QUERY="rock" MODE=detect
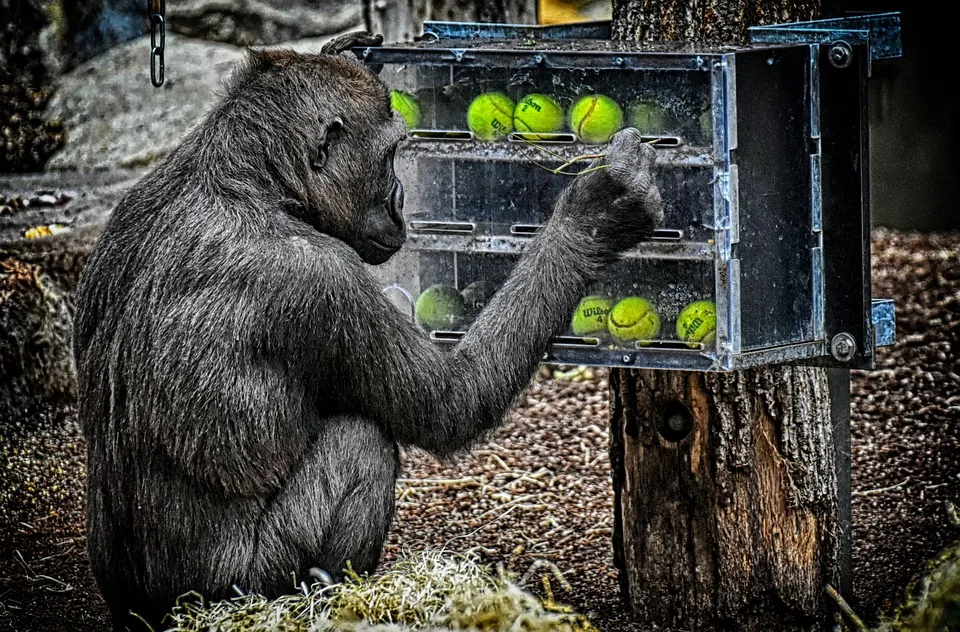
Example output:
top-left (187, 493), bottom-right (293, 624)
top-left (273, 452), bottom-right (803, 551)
top-left (43, 29), bottom-right (364, 172)
top-left (167, 0), bottom-right (363, 46)
top-left (65, 0), bottom-right (148, 71)
top-left (44, 34), bottom-right (244, 171)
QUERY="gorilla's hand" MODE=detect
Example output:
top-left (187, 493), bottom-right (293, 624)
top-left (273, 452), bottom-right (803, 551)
top-left (561, 127), bottom-right (664, 256)
top-left (605, 127), bottom-right (663, 223)
top-left (321, 31), bottom-right (384, 56)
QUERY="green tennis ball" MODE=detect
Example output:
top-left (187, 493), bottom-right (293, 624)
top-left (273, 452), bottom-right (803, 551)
top-left (676, 300), bottom-right (717, 348)
top-left (415, 284), bottom-right (467, 331)
top-left (569, 94), bottom-right (623, 144)
top-left (390, 90), bottom-right (421, 129)
top-left (513, 93), bottom-right (564, 138)
top-left (467, 92), bottom-right (515, 141)
top-left (608, 296), bottom-right (660, 345)
top-left (461, 280), bottom-right (498, 318)
top-left (571, 296), bottom-right (614, 336)
top-left (627, 100), bottom-right (677, 135)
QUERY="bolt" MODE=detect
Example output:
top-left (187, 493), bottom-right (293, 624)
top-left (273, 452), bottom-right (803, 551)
top-left (828, 41), bottom-right (852, 69)
top-left (621, 354), bottom-right (631, 363)
top-left (830, 332), bottom-right (857, 362)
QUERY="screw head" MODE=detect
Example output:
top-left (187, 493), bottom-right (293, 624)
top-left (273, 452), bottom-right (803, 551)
top-left (829, 41), bottom-right (853, 69)
top-left (830, 332), bottom-right (857, 362)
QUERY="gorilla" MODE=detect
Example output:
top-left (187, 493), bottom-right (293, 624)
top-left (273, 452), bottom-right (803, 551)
top-left (73, 32), bottom-right (663, 630)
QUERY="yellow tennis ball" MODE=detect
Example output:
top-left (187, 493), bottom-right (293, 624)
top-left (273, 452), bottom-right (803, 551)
top-left (415, 284), bottom-right (467, 331)
top-left (627, 100), bottom-right (677, 135)
top-left (513, 93), bottom-right (564, 138)
top-left (569, 94), bottom-right (623, 144)
top-left (467, 92), bottom-right (515, 141)
top-left (390, 90), bottom-right (421, 129)
top-left (571, 296), bottom-right (614, 336)
top-left (608, 296), bottom-right (660, 345)
top-left (676, 300), bottom-right (717, 348)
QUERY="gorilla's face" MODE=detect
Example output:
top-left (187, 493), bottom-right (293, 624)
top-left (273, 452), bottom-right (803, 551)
top-left (352, 139), bottom-right (406, 265)
top-left (303, 71), bottom-right (409, 266)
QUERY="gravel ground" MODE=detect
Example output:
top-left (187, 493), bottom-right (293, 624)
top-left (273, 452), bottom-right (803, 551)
top-left (0, 227), bottom-right (958, 631)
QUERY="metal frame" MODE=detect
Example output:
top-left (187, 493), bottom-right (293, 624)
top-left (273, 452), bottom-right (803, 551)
top-left (361, 13), bottom-right (900, 372)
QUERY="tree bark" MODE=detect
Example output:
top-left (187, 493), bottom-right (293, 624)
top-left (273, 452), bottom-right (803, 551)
top-left (609, 1), bottom-right (845, 630)
top-left (364, 0), bottom-right (536, 44)
top-left (610, 368), bottom-right (841, 630)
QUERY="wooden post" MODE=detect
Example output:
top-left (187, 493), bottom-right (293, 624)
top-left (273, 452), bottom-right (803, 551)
top-left (610, 367), bottom-right (845, 630)
top-left (609, 2), bottom-right (848, 630)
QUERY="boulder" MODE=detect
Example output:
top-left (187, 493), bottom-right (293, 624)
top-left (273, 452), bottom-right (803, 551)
top-left (43, 30), bottom-right (363, 172)
top-left (167, 0), bottom-right (363, 46)
top-left (44, 35), bottom-right (244, 171)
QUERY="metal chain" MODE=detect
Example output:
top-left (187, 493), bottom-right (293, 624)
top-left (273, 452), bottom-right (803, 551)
top-left (149, 0), bottom-right (166, 87)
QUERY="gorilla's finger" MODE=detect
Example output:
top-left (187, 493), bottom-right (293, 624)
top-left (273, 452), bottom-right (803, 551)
top-left (321, 31), bottom-right (384, 56)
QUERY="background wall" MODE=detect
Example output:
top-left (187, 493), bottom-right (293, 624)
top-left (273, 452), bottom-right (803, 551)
top-left (828, 1), bottom-right (959, 231)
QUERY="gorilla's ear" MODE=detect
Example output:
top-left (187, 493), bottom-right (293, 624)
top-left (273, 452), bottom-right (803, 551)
top-left (312, 117), bottom-right (344, 170)
top-left (320, 31), bottom-right (383, 56)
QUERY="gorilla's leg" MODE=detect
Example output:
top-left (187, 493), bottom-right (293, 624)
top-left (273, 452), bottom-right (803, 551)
top-left (248, 414), bottom-right (399, 593)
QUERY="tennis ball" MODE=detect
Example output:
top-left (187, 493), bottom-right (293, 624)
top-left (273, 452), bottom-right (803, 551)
top-left (608, 297), bottom-right (660, 345)
top-left (467, 92), bottom-right (515, 141)
top-left (513, 93), bottom-right (564, 138)
top-left (676, 300), bottom-right (717, 348)
top-left (569, 94), bottom-right (623, 144)
top-left (627, 100), bottom-right (677, 135)
top-left (461, 280), bottom-right (498, 318)
top-left (390, 90), bottom-right (421, 129)
top-left (415, 284), bottom-right (467, 331)
top-left (571, 296), bottom-right (614, 336)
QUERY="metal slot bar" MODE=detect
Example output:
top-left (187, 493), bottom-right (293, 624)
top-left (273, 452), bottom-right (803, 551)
top-left (633, 340), bottom-right (703, 350)
top-left (409, 220), bottom-right (477, 234)
top-left (430, 331), bottom-right (465, 343)
top-left (550, 336), bottom-right (601, 348)
top-left (643, 136), bottom-right (683, 147)
top-left (650, 229), bottom-right (684, 241)
top-left (508, 132), bottom-right (578, 144)
top-left (409, 130), bottom-right (474, 141)
top-left (510, 224), bottom-right (543, 236)
top-left (510, 225), bottom-right (684, 240)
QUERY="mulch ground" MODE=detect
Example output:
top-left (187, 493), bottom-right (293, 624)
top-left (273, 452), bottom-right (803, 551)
top-left (0, 227), bottom-right (958, 631)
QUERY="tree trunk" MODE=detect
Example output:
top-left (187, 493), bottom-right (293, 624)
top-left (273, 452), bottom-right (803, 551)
top-left (364, 0), bottom-right (536, 44)
top-left (609, 1), bottom-right (847, 630)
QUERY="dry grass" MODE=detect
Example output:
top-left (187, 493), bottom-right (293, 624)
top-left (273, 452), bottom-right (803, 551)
top-left (162, 550), bottom-right (599, 632)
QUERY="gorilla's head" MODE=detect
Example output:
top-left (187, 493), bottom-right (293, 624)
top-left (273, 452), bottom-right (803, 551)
top-left (218, 46), bottom-right (408, 265)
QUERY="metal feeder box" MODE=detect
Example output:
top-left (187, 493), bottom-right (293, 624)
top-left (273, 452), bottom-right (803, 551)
top-left (355, 13), bottom-right (901, 371)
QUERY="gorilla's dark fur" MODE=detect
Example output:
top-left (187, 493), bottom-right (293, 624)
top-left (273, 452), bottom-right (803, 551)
top-left (73, 34), bottom-right (662, 630)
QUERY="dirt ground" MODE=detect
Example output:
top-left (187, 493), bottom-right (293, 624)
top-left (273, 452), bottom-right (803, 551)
top-left (1, 227), bottom-right (958, 631)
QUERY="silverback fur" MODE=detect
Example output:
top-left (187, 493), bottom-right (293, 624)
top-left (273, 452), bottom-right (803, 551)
top-left (73, 39), bottom-right (663, 630)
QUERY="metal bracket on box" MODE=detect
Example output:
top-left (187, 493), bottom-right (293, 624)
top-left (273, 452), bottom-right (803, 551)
top-left (872, 298), bottom-right (896, 348)
top-left (748, 12), bottom-right (902, 76)
top-left (420, 20), bottom-right (610, 41)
